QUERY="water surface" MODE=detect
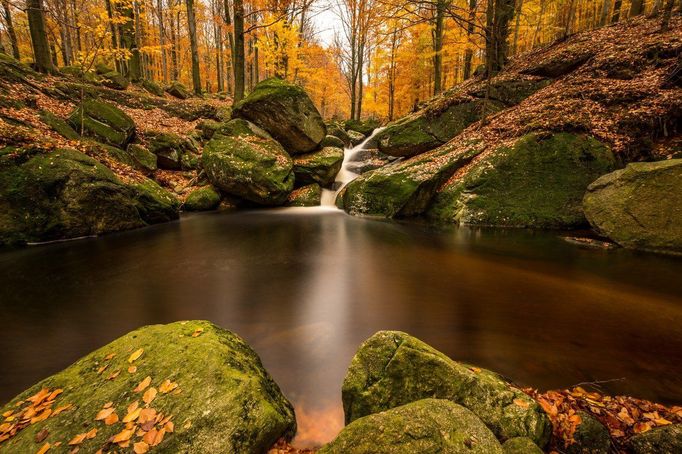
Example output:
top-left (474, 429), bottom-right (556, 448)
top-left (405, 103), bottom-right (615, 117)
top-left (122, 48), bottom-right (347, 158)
top-left (1, 209), bottom-right (682, 446)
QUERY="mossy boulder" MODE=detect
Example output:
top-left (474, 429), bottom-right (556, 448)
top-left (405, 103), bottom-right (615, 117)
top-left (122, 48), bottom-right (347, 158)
top-left (326, 123), bottom-right (351, 147)
top-left (342, 331), bottom-right (551, 447)
top-left (344, 118), bottom-right (380, 136)
top-left (628, 424), bottom-right (682, 454)
top-left (94, 62), bottom-right (114, 74)
top-left (347, 129), bottom-right (366, 146)
top-left (345, 149), bottom-right (395, 175)
top-left (184, 186), bottom-right (222, 211)
top-left (285, 183), bottom-right (322, 207)
top-left (141, 79), bottom-right (165, 97)
top-left (0, 321), bottom-right (296, 453)
top-left (292, 147), bottom-right (344, 187)
top-left (427, 133), bottom-right (617, 228)
top-left (502, 437), bottom-right (543, 454)
top-left (321, 134), bottom-right (346, 149)
top-left (339, 142), bottom-right (483, 217)
top-left (583, 159), bottom-right (682, 255)
top-left (126, 144), bottom-right (158, 172)
top-left (197, 119), bottom-right (222, 140)
top-left (146, 132), bottom-right (199, 170)
top-left (0, 148), bottom-right (177, 246)
top-left (202, 119), bottom-right (294, 205)
top-left (564, 411), bottom-right (610, 454)
top-left (232, 78), bottom-right (326, 154)
top-left (68, 100), bottom-right (136, 148)
top-left (166, 81), bottom-right (191, 99)
top-left (320, 399), bottom-right (503, 454)
top-left (101, 71), bottom-right (129, 90)
top-left (40, 110), bottom-right (80, 140)
top-left (129, 178), bottom-right (180, 224)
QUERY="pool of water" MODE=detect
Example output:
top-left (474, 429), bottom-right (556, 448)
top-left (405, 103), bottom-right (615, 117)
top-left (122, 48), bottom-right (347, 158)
top-left (1, 208), bottom-right (682, 446)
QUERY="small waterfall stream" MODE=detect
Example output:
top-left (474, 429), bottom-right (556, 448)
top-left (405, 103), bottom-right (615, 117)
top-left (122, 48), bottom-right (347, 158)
top-left (320, 127), bottom-right (385, 207)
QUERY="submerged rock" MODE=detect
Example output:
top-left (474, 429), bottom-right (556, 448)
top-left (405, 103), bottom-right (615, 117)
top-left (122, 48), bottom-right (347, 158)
top-left (342, 331), bottom-right (551, 447)
top-left (285, 183), bottom-right (322, 207)
top-left (232, 78), bottom-right (326, 154)
top-left (184, 185), bottom-right (222, 211)
top-left (320, 399), bottom-right (503, 454)
top-left (628, 424), bottom-right (682, 454)
top-left (428, 133), bottom-right (617, 228)
top-left (0, 321), bottom-right (296, 453)
top-left (68, 100), bottom-right (136, 148)
top-left (583, 159), bottom-right (682, 255)
top-left (292, 147), bottom-right (344, 187)
top-left (0, 148), bottom-right (178, 246)
top-left (202, 119), bottom-right (294, 205)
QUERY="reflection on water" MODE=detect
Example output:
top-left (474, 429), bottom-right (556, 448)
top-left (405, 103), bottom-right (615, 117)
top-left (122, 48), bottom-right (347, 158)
top-left (1, 209), bottom-right (682, 447)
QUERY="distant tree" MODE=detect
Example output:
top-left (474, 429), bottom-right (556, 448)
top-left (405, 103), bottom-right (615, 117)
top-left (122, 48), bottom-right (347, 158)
top-left (485, 0), bottom-right (515, 76)
top-left (118, 1), bottom-right (141, 81)
top-left (599, 0), bottom-right (611, 25)
top-left (185, 0), bottom-right (201, 94)
top-left (629, 0), bottom-right (646, 16)
top-left (611, 0), bottom-right (623, 22)
top-left (232, 0), bottom-right (245, 101)
top-left (463, 0), bottom-right (477, 80)
top-left (26, 0), bottom-right (54, 73)
top-left (2, 0), bottom-right (19, 59)
top-left (661, 0), bottom-right (675, 29)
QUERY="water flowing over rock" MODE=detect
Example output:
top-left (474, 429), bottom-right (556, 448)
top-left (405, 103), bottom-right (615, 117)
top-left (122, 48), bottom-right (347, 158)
top-left (202, 119), bottom-right (294, 205)
top-left (584, 159), bottom-right (682, 255)
top-left (232, 78), bottom-right (326, 154)
top-left (0, 148), bottom-right (178, 246)
top-left (320, 399), bottom-right (503, 454)
top-left (342, 331), bottom-right (551, 447)
top-left (0, 321), bottom-right (296, 453)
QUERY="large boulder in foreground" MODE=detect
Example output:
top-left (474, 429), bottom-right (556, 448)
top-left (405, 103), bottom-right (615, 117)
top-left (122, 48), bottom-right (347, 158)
top-left (0, 148), bottom-right (178, 246)
top-left (320, 399), bottom-right (503, 454)
top-left (628, 424), bottom-right (682, 454)
top-left (583, 159), bottom-right (682, 255)
top-left (428, 133), bottom-right (617, 228)
top-left (232, 78), bottom-right (326, 154)
top-left (0, 321), bottom-right (295, 453)
top-left (202, 119), bottom-right (294, 205)
top-left (68, 100), bottom-right (136, 148)
top-left (342, 331), bottom-right (551, 447)
top-left (293, 146), bottom-right (344, 187)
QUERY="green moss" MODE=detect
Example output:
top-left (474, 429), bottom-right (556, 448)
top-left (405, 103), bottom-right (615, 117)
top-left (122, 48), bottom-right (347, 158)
top-left (166, 81), bottom-right (191, 99)
top-left (428, 133), bottom-right (617, 228)
top-left (129, 178), bottom-right (180, 224)
top-left (39, 110), bottom-right (80, 140)
top-left (126, 144), bottom-right (158, 171)
top-left (502, 437), bottom-right (543, 454)
top-left (101, 71), bottom-right (129, 90)
top-left (293, 147), bottom-right (344, 187)
top-left (321, 399), bottom-right (503, 454)
top-left (628, 424), bottom-right (682, 454)
top-left (141, 79), bottom-right (165, 97)
top-left (285, 183), bottom-right (322, 207)
top-left (0, 321), bottom-right (296, 453)
top-left (344, 118), bottom-right (380, 136)
top-left (68, 100), bottom-right (136, 148)
top-left (184, 186), bottom-right (222, 211)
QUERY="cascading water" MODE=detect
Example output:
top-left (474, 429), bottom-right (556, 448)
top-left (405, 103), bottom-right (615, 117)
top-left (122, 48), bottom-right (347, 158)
top-left (320, 127), bottom-right (386, 207)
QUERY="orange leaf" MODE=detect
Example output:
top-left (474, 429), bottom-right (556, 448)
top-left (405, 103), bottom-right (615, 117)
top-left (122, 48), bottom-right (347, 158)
top-left (134, 377), bottom-right (152, 393)
top-left (36, 442), bottom-right (50, 454)
top-left (68, 433), bottom-right (87, 445)
top-left (111, 428), bottom-right (134, 443)
top-left (133, 441), bottom-right (150, 454)
top-left (95, 408), bottom-right (115, 421)
top-left (104, 412), bottom-right (119, 426)
top-left (128, 348), bottom-right (144, 363)
top-left (143, 387), bottom-right (157, 404)
top-left (128, 366), bottom-right (138, 374)
top-left (159, 380), bottom-right (178, 394)
top-left (123, 407), bottom-right (142, 423)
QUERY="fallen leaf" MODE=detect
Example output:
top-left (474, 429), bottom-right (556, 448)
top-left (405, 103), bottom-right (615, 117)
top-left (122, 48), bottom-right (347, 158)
top-left (138, 408), bottom-right (157, 425)
top-left (128, 348), bottom-right (144, 363)
top-left (35, 428), bottom-right (49, 443)
top-left (107, 370), bottom-right (121, 380)
top-left (85, 428), bottom-right (97, 439)
top-left (143, 388), bottom-right (157, 404)
top-left (513, 398), bottom-right (530, 409)
top-left (123, 407), bottom-right (142, 423)
top-left (104, 353), bottom-right (116, 361)
top-left (133, 441), bottom-right (150, 453)
top-left (52, 404), bottom-right (73, 416)
top-left (164, 421), bottom-right (174, 433)
top-left (68, 433), bottom-right (87, 446)
top-left (95, 408), bottom-right (115, 421)
top-left (191, 328), bottom-right (204, 337)
top-left (128, 366), bottom-right (137, 374)
top-left (142, 428), bottom-right (157, 444)
top-left (36, 442), bottom-right (50, 454)
top-left (152, 428), bottom-right (166, 446)
top-left (46, 389), bottom-right (63, 401)
top-left (104, 412), bottom-right (119, 425)
top-left (134, 377), bottom-right (152, 393)
top-left (111, 428), bottom-right (134, 443)
top-left (159, 380), bottom-right (178, 394)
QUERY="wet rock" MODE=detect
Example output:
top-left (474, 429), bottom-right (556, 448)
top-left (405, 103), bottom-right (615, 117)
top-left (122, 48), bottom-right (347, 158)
top-left (564, 411), bottom-right (611, 454)
top-left (285, 183), bottom-right (322, 207)
top-left (232, 78), bottom-right (326, 154)
top-left (428, 133), bottom-right (617, 228)
top-left (321, 134), bottom-right (346, 149)
top-left (202, 119), bottom-right (294, 205)
top-left (628, 424), bottom-right (682, 454)
top-left (344, 118), bottom-right (380, 137)
top-left (184, 185), bottom-right (222, 211)
top-left (0, 321), bottom-right (296, 453)
top-left (347, 129), bottom-right (366, 146)
top-left (583, 159), bottom-right (682, 255)
top-left (293, 146), bottom-right (344, 187)
top-left (67, 100), bottom-right (136, 148)
top-left (0, 148), bottom-right (177, 246)
top-left (320, 399), bottom-right (503, 454)
top-left (502, 437), bottom-right (543, 454)
top-left (342, 331), bottom-right (551, 447)
top-left (166, 81), bottom-right (191, 99)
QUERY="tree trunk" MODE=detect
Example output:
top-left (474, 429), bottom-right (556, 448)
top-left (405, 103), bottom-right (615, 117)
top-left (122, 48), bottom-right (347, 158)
top-left (70, 0), bottom-right (81, 53)
top-left (185, 0), bottom-right (201, 94)
top-left (169, 1), bottom-right (179, 81)
top-left (512, 0), bottom-right (523, 54)
top-left (463, 0), bottom-right (477, 80)
top-left (485, 0), bottom-right (515, 77)
top-left (118, 1), bottom-right (141, 81)
top-left (233, 0), bottom-right (245, 101)
top-left (629, 0), bottom-right (645, 16)
top-left (599, 0), bottom-right (612, 25)
top-left (2, 0), bottom-right (20, 59)
top-left (157, 0), bottom-right (168, 82)
top-left (26, 0), bottom-right (54, 73)
top-left (563, 0), bottom-right (577, 38)
top-left (612, 0), bottom-right (623, 22)
top-left (661, 0), bottom-right (675, 29)
top-left (432, 0), bottom-right (445, 94)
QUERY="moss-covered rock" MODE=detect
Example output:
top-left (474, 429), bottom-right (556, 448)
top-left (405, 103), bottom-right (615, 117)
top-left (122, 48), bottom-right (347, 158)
top-left (101, 71), bottom-right (129, 90)
top-left (40, 110), bottom-right (80, 140)
top-left (68, 100), bottom-right (136, 148)
top-left (202, 119), bottom-right (294, 205)
top-left (628, 424), bottom-right (682, 454)
top-left (342, 331), bottom-right (551, 447)
top-left (146, 132), bottom-right (199, 170)
top-left (166, 81), bottom-right (190, 99)
top-left (326, 122), bottom-right (351, 147)
top-left (0, 148), bottom-right (176, 246)
top-left (344, 118), bottom-right (380, 136)
top-left (0, 321), bottom-right (296, 453)
top-left (320, 399), bottom-right (503, 454)
top-left (321, 134), bottom-right (346, 149)
top-left (428, 133), bottom-right (617, 228)
top-left (197, 119), bottom-right (222, 141)
top-left (184, 185), bottom-right (222, 211)
top-left (583, 159), bottom-right (682, 255)
top-left (345, 149), bottom-right (395, 175)
top-left (285, 183), bottom-right (322, 207)
top-left (141, 79), bottom-right (165, 97)
top-left (232, 78), bottom-right (326, 154)
top-left (94, 62), bottom-right (114, 74)
top-left (564, 411), bottom-right (611, 454)
top-left (129, 178), bottom-right (180, 223)
top-left (347, 129), bottom-right (366, 146)
top-left (292, 147), bottom-right (344, 187)
top-left (126, 144), bottom-right (158, 172)
top-left (502, 437), bottom-right (543, 454)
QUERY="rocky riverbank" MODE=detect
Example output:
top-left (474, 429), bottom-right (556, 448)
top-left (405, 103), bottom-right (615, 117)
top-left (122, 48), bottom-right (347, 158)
top-left (1, 323), bottom-right (680, 453)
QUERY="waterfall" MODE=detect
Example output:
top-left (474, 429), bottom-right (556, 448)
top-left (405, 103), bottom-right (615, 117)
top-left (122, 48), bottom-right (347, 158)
top-left (320, 127), bottom-right (386, 207)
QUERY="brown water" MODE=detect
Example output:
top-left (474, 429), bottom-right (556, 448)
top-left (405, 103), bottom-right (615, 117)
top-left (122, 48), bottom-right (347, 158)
top-left (1, 208), bottom-right (682, 446)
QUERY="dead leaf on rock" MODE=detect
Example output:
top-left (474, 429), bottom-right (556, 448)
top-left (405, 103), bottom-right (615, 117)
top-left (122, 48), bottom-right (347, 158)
top-left (95, 408), bottom-right (115, 421)
top-left (128, 348), bottom-right (144, 364)
top-left (143, 387), bottom-right (157, 404)
top-left (36, 442), bottom-right (50, 454)
top-left (134, 377), bottom-right (152, 393)
top-left (133, 441), bottom-right (150, 453)
top-left (35, 428), bottom-right (49, 443)
top-left (159, 379), bottom-right (178, 394)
